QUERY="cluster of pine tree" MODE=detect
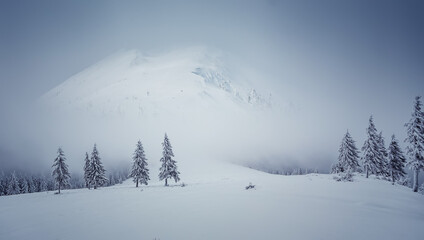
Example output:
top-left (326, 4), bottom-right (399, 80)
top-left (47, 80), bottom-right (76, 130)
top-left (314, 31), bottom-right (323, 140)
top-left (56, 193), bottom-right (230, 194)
top-left (252, 167), bottom-right (319, 176)
top-left (1, 146), bottom-right (128, 196)
top-left (129, 133), bottom-right (181, 187)
top-left (1, 133), bottom-right (180, 196)
top-left (332, 96), bottom-right (424, 192)
top-left (83, 144), bottom-right (108, 190)
top-left (0, 171), bottom-right (54, 196)
top-left (0, 168), bottom-right (128, 196)
top-left (50, 144), bottom-right (108, 193)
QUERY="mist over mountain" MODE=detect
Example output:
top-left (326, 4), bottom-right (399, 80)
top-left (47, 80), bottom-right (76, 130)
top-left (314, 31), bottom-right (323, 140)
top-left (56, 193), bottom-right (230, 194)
top-left (12, 46), bottom-right (312, 174)
top-left (1, 2), bottom-right (424, 240)
top-left (2, 1), bottom-right (423, 176)
top-left (39, 46), bottom-right (273, 115)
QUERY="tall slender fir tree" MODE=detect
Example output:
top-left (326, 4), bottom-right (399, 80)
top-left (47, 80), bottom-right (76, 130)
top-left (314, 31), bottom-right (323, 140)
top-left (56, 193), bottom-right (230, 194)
top-left (88, 144), bottom-right (107, 189)
top-left (51, 147), bottom-right (71, 194)
top-left (362, 116), bottom-right (386, 178)
top-left (405, 96), bottom-right (424, 192)
top-left (129, 140), bottom-right (150, 187)
top-left (388, 134), bottom-right (407, 184)
top-left (332, 130), bottom-right (360, 173)
top-left (376, 131), bottom-right (389, 177)
top-left (83, 152), bottom-right (91, 189)
top-left (159, 133), bottom-right (180, 186)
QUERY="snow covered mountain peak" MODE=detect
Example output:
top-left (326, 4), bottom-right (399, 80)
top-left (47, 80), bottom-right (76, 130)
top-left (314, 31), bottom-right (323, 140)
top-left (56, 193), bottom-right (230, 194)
top-left (39, 46), bottom-right (272, 118)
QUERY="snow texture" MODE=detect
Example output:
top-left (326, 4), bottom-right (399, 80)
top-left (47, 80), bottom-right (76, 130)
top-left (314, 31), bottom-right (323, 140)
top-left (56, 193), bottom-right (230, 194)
top-left (0, 161), bottom-right (423, 240)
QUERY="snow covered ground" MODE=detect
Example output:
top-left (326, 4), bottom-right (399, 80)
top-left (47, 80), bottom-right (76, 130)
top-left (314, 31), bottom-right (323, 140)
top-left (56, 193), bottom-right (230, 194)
top-left (1, 161), bottom-right (423, 240)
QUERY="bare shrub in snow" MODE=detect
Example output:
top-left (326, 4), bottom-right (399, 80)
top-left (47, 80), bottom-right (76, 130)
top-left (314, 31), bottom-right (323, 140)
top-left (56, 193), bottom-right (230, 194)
top-left (245, 182), bottom-right (255, 190)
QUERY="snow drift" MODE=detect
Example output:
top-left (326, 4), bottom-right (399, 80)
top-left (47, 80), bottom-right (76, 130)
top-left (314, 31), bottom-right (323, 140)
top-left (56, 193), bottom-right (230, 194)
top-left (0, 163), bottom-right (423, 240)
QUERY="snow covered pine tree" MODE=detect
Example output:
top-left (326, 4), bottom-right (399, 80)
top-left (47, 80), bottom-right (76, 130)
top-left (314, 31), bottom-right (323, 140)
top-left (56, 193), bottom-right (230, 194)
top-left (88, 144), bottom-right (107, 189)
top-left (332, 130), bottom-right (360, 173)
top-left (129, 140), bottom-right (150, 187)
top-left (405, 96), bottom-right (424, 192)
top-left (362, 116), bottom-right (386, 178)
top-left (83, 152), bottom-right (91, 189)
top-left (51, 147), bottom-right (71, 194)
top-left (6, 171), bottom-right (20, 195)
top-left (388, 134), bottom-right (407, 184)
top-left (159, 133), bottom-right (180, 186)
top-left (376, 131), bottom-right (390, 177)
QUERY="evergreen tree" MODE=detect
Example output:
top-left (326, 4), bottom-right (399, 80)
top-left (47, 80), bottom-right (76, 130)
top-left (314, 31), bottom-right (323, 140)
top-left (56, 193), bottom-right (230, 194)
top-left (27, 177), bottom-right (35, 193)
top-left (376, 131), bottom-right (389, 177)
top-left (388, 134), bottom-right (407, 183)
top-left (31, 177), bottom-right (40, 192)
top-left (159, 133), bottom-right (180, 186)
top-left (46, 176), bottom-right (55, 191)
top-left (0, 172), bottom-right (6, 196)
top-left (52, 147), bottom-right (71, 194)
top-left (18, 175), bottom-right (29, 194)
top-left (88, 144), bottom-right (107, 189)
top-left (129, 140), bottom-right (150, 187)
top-left (39, 177), bottom-right (48, 192)
top-left (6, 171), bottom-right (19, 195)
top-left (332, 130), bottom-right (360, 173)
top-left (108, 173), bottom-right (115, 186)
top-left (405, 96), bottom-right (424, 192)
top-left (361, 116), bottom-right (385, 178)
top-left (83, 152), bottom-right (91, 189)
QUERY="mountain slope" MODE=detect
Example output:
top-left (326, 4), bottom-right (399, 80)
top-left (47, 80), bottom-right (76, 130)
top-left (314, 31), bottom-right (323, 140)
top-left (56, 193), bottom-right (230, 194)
top-left (33, 47), bottom-right (285, 172)
top-left (39, 46), bottom-right (272, 118)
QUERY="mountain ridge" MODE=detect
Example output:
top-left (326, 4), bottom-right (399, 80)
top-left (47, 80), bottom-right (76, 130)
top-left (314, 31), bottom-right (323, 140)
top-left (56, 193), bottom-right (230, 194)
top-left (39, 47), bottom-right (273, 118)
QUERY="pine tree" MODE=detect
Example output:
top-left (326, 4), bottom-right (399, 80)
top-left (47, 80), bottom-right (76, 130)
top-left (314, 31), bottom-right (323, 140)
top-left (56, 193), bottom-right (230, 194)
top-left (52, 147), bottom-right (71, 194)
top-left (18, 175), bottom-right (29, 194)
top-left (39, 177), bottom-right (48, 192)
top-left (159, 133), bottom-right (180, 186)
top-left (388, 134), bottom-right (407, 184)
top-left (332, 130), bottom-right (360, 173)
top-left (108, 174), bottom-right (115, 186)
top-left (6, 171), bottom-right (19, 195)
top-left (27, 177), bottom-right (35, 193)
top-left (362, 116), bottom-right (385, 178)
top-left (0, 172), bottom-right (5, 196)
top-left (376, 131), bottom-right (389, 177)
top-left (129, 140), bottom-right (150, 187)
top-left (83, 152), bottom-right (91, 189)
top-left (405, 96), bottom-right (424, 192)
top-left (88, 144), bottom-right (107, 189)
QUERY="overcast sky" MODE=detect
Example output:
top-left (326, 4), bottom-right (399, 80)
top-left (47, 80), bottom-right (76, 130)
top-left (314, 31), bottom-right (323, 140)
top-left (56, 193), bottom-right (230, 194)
top-left (1, 0), bottom-right (423, 172)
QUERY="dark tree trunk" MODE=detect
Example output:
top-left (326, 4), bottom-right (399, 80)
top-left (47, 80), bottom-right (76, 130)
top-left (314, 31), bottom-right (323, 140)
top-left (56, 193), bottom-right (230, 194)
top-left (165, 178), bottom-right (168, 186)
top-left (391, 171), bottom-right (395, 184)
top-left (365, 167), bottom-right (369, 178)
top-left (413, 169), bottom-right (419, 192)
top-left (136, 181), bottom-right (139, 188)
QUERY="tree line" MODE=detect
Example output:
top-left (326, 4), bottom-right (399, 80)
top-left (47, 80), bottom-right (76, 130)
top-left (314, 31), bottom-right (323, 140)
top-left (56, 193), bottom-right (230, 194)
top-left (332, 96), bottom-right (424, 192)
top-left (1, 133), bottom-right (180, 196)
top-left (51, 133), bottom-right (180, 194)
top-left (0, 168), bottom-right (128, 196)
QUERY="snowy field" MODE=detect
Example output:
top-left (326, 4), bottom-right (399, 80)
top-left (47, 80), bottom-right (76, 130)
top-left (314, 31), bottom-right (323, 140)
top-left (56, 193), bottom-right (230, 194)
top-left (1, 161), bottom-right (423, 240)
